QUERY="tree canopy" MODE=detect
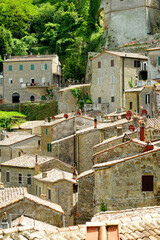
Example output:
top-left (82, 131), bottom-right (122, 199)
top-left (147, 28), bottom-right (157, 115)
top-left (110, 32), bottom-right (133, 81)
top-left (0, 0), bottom-right (103, 82)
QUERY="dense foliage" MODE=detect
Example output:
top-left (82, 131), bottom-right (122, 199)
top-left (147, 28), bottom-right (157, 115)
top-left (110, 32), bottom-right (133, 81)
top-left (0, 0), bottom-right (103, 81)
top-left (0, 111), bottom-right (26, 131)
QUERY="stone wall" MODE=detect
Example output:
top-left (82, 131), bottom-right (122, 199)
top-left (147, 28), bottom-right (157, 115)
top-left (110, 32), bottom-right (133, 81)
top-left (145, 127), bottom-right (160, 142)
top-left (1, 167), bottom-right (35, 194)
top-left (77, 171), bottom-right (95, 224)
top-left (93, 132), bottom-right (137, 154)
top-left (0, 136), bottom-right (41, 163)
top-left (0, 197), bottom-right (63, 227)
top-left (34, 179), bottom-right (74, 226)
top-left (93, 141), bottom-right (146, 165)
top-left (94, 149), bottom-right (160, 213)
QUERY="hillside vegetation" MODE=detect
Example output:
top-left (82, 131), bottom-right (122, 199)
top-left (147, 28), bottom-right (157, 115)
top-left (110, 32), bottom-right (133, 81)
top-left (0, 0), bottom-right (103, 82)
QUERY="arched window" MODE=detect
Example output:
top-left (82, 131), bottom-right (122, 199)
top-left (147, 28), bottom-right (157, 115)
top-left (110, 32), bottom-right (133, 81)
top-left (12, 92), bottom-right (20, 103)
top-left (30, 96), bottom-right (35, 102)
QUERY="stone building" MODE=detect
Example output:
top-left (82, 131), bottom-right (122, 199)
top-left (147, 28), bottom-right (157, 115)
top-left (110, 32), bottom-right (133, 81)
top-left (34, 169), bottom-right (76, 226)
top-left (0, 154), bottom-right (56, 194)
top-left (3, 54), bottom-right (61, 103)
top-left (90, 50), bottom-right (147, 113)
top-left (58, 84), bottom-right (90, 113)
top-left (99, 0), bottom-right (160, 46)
top-left (125, 86), bottom-right (154, 117)
top-left (147, 47), bottom-right (160, 80)
top-left (93, 147), bottom-right (160, 213)
top-left (0, 187), bottom-right (64, 227)
top-left (0, 133), bottom-right (41, 163)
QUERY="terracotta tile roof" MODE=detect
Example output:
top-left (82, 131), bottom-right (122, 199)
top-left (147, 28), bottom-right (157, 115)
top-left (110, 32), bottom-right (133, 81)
top-left (4, 54), bottom-right (58, 62)
top-left (147, 47), bottom-right (160, 51)
top-left (77, 169), bottom-right (94, 180)
top-left (92, 206), bottom-right (160, 240)
top-left (34, 168), bottom-right (76, 184)
top-left (1, 155), bottom-right (54, 168)
top-left (91, 49), bottom-right (147, 61)
top-left (0, 187), bottom-right (64, 215)
top-left (147, 118), bottom-right (160, 129)
top-left (0, 134), bottom-right (38, 146)
top-left (125, 87), bottom-right (144, 92)
top-left (13, 120), bottom-right (45, 129)
top-left (0, 224), bottom-right (86, 239)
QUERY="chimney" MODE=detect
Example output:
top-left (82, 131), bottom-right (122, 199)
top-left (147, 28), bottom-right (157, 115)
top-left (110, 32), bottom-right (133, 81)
top-left (140, 123), bottom-right (145, 141)
top-left (94, 118), bottom-right (97, 128)
top-left (35, 155), bottom-right (40, 175)
top-left (42, 172), bottom-right (47, 178)
top-left (86, 222), bottom-right (120, 240)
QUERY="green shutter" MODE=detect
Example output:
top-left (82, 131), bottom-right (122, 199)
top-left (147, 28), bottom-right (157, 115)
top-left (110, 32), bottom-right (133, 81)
top-left (9, 65), bottom-right (12, 71)
top-left (46, 128), bottom-right (48, 135)
top-left (45, 64), bottom-right (47, 70)
top-left (31, 64), bottom-right (34, 70)
top-left (47, 143), bottom-right (51, 152)
top-left (158, 56), bottom-right (160, 66)
top-left (19, 65), bottom-right (23, 71)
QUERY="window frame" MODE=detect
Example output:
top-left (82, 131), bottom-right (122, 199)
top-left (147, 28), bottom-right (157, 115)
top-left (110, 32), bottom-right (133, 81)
top-left (31, 64), bottom-right (34, 70)
top-left (134, 60), bottom-right (141, 68)
top-left (129, 102), bottom-right (133, 110)
top-left (111, 96), bottom-right (115, 102)
top-left (47, 143), bottom-right (51, 152)
top-left (9, 78), bottom-right (12, 84)
top-left (98, 77), bottom-right (102, 86)
top-left (39, 187), bottom-right (41, 197)
top-left (48, 189), bottom-right (51, 201)
top-left (142, 175), bottom-right (153, 191)
top-left (19, 65), bottom-right (23, 71)
top-left (98, 97), bottom-right (101, 104)
top-left (98, 61), bottom-right (101, 68)
top-left (18, 173), bottom-right (22, 184)
top-left (27, 174), bottom-right (31, 185)
top-left (9, 65), bottom-right (12, 71)
top-left (145, 94), bottom-right (150, 104)
top-left (111, 60), bottom-right (114, 67)
top-left (6, 171), bottom-right (10, 183)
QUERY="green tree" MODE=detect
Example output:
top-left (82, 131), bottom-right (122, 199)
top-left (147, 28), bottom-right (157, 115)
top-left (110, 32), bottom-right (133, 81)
top-left (12, 39), bottom-right (28, 55)
top-left (0, 25), bottom-right (13, 57)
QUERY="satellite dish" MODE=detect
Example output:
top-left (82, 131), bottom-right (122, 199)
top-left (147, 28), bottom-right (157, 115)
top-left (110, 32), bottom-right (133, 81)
top-left (142, 109), bottom-right (148, 116)
top-left (129, 125), bottom-right (135, 132)
top-left (127, 111), bottom-right (132, 116)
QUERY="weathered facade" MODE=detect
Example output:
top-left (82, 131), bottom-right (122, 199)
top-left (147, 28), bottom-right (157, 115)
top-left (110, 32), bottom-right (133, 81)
top-left (91, 50), bottom-right (147, 113)
top-left (34, 169), bottom-right (76, 226)
top-left (125, 86), bottom-right (154, 117)
top-left (100, 0), bottom-right (160, 46)
top-left (147, 47), bottom-right (160, 80)
top-left (3, 54), bottom-right (61, 103)
top-left (93, 148), bottom-right (160, 213)
top-left (58, 84), bottom-right (90, 113)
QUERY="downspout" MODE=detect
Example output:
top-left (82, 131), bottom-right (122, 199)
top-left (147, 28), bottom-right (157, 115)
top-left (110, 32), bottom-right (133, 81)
top-left (122, 56), bottom-right (125, 108)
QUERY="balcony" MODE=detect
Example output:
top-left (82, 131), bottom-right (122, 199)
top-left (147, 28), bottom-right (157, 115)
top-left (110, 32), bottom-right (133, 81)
top-left (23, 82), bottom-right (49, 88)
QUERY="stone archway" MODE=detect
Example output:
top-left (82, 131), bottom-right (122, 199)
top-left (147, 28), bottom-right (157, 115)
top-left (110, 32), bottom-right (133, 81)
top-left (12, 92), bottom-right (20, 103)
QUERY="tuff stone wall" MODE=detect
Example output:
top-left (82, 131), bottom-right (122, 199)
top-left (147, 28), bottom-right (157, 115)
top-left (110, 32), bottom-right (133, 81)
top-left (77, 171), bottom-right (95, 224)
top-left (34, 179), bottom-right (74, 226)
top-left (93, 132), bottom-right (137, 154)
top-left (0, 197), bottom-right (63, 227)
top-left (93, 141), bottom-right (145, 165)
top-left (94, 149), bottom-right (160, 213)
top-left (145, 127), bottom-right (160, 142)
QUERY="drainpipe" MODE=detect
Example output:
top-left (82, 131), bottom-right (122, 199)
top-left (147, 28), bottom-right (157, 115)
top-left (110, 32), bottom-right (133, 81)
top-left (122, 55), bottom-right (126, 108)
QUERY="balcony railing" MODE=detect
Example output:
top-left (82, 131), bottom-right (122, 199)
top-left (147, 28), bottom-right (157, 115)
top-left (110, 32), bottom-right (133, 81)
top-left (24, 82), bottom-right (49, 88)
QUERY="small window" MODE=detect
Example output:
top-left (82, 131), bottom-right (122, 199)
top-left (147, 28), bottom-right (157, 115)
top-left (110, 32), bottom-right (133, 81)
top-left (134, 60), bottom-right (141, 68)
top-left (9, 78), bottom-right (12, 84)
top-left (98, 61), bottom-right (101, 68)
top-left (48, 189), bottom-right (51, 200)
top-left (31, 64), bottom-right (34, 70)
top-left (19, 78), bottom-right (23, 83)
top-left (138, 81), bottom-right (142, 87)
top-left (46, 128), bottom-right (48, 135)
top-left (98, 77), bottom-right (102, 86)
top-left (142, 175), bottom-right (153, 191)
top-left (111, 60), bottom-right (114, 67)
top-left (27, 174), bottom-right (31, 185)
top-left (111, 76), bottom-right (114, 83)
top-left (42, 77), bottom-right (46, 85)
top-left (38, 140), bottom-right (41, 146)
top-left (41, 64), bottom-right (47, 70)
top-left (0, 149), bottom-right (1, 157)
top-left (6, 172), bottom-right (10, 182)
top-left (0, 79), bottom-right (3, 85)
top-left (111, 96), bottom-right (115, 102)
top-left (9, 65), bottom-right (12, 71)
top-left (130, 102), bottom-right (133, 110)
top-left (47, 143), bottom-right (51, 152)
top-left (36, 185), bottom-right (38, 195)
top-left (98, 97), bottom-right (101, 104)
top-left (19, 65), bottom-right (23, 71)
top-left (39, 187), bottom-right (41, 196)
top-left (158, 56), bottom-right (160, 66)
top-left (145, 94), bottom-right (150, 104)
top-left (18, 173), bottom-right (22, 184)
